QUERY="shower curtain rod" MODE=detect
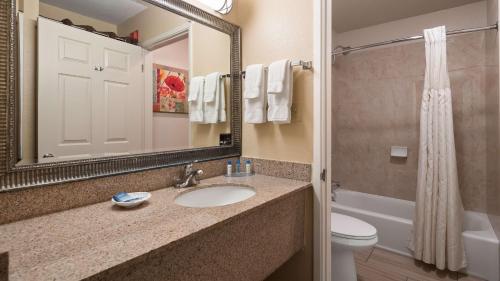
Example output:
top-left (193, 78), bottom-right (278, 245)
top-left (332, 23), bottom-right (498, 56)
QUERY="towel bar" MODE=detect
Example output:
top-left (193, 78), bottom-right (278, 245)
top-left (220, 59), bottom-right (312, 79)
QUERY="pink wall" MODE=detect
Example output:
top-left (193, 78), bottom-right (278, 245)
top-left (151, 36), bottom-right (189, 69)
top-left (151, 36), bottom-right (190, 151)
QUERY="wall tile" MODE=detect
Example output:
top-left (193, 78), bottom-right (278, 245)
top-left (333, 32), bottom-right (492, 212)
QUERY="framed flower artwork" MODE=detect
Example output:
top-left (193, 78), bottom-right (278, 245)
top-left (153, 64), bottom-right (189, 114)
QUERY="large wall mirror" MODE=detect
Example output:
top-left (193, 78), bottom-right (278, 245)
top-left (0, 0), bottom-right (241, 190)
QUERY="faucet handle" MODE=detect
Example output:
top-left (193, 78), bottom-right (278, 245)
top-left (331, 181), bottom-right (341, 201)
top-left (184, 163), bottom-right (194, 175)
top-left (193, 169), bottom-right (204, 184)
top-left (332, 181), bottom-right (341, 190)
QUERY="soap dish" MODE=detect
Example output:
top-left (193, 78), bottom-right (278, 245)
top-left (112, 192), bottom-right (151, 208)
top-left (224, 172), bottom-right (255, 177)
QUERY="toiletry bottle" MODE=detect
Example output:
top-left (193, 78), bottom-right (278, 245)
top-left (227, 160), bottom-right (232, 176)
top-left (245, 160), bottom-right (252, 174)
top-left (236, 159), bottom-right (241, 173)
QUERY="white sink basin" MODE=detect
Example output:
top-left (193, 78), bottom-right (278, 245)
top-left (174, 185), bottom-right (256, 208)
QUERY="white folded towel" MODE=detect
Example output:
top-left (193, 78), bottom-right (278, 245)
top-left (204, 72), bottom-right (224, 124)
top-left (218, 77), bottom-right (227, 123)
top-left (267, 59), bottom-right (293, 123)
top-left (244, 64), bottom-right (267, 123)
top-left (203, 72), bottom-right (219, 102)
top-left (188, 76), bottom-right (205, 123)
top-left (244, 64), bottom-right (264, 99)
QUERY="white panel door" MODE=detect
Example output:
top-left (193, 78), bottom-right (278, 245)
top-left (96, 39), bottom-right (144, 156)
top-left (38, 17), bottom-right (99, 162)
top-left (38, 17), bottom-right (144, 162)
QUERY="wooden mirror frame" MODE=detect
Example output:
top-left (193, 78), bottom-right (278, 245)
top-left (0, 0), bottom-right (241, 191)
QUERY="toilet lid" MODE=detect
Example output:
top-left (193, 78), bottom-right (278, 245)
top-left (331, 213), bottom-right (377, 240)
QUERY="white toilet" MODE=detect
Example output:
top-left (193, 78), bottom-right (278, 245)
top-left (331, 212), bottom-right (378, 281)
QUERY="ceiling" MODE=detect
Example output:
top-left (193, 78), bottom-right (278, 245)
top-left (333, 0), bottom-right (484, 32)
top-left (40, 0), bottom-right (147, 24)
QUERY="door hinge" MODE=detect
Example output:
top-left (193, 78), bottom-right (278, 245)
top-left (141, 64), bottom-right (144, 72)
top-left (320, 169), bottom-right (326, 182)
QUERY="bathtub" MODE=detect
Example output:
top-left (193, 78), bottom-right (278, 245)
top-left (332, 189), bottom-right (500, 281)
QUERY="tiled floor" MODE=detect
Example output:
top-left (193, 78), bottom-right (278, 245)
top-left (354, 247), bottom-right (485, 281)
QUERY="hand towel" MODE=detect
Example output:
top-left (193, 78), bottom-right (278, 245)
top-left (267, 59), bottom-right (289, 93)
top-left (204, 72), bottom-right (222, 124)
top-left (244, 64), bottom-right (267, 123)
top-left (218, 77), bottom-right (227, 122)
top-left (244, 64), bottom-right (265, 99)
top-left (188, 76), bottom-right (205, 123)
top-left (203, 72), bottom-right (219, 102)
top-left (267, 59), bottom-right (293, 123)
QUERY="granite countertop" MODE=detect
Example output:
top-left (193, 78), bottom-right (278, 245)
top-left (0, 175), bottom-right (311, 281)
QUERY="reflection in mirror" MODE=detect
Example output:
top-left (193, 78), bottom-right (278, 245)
top-left (17, 0), bottom-right (231, 164)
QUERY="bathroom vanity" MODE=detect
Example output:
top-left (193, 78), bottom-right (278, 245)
top-left (0, 175), bottom-right (311, 280)
top-left (0, 0), bottom-right (313, 280)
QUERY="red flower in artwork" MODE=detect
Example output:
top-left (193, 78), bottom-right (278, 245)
top-left (167, 100), bottom-right (176, 110)
top-left (165, 75), bottom-right (185, 92)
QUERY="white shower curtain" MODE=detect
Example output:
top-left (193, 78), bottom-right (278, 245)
top-left (409, 26), bottom-right (466, 271)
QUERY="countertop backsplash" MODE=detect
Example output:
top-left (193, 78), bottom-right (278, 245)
top-left (0, 157), bottom-right (311, 224)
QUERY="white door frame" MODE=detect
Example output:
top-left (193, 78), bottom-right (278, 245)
top-left (142, 22), bottom-right (192, 151)
top-left (313, 0), bottom-right (333, 280)
top-left (141, 22), bottom-right (192, 51)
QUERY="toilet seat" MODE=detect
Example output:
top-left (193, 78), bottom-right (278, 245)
top-left (331, 213), bottom-right (377, 247)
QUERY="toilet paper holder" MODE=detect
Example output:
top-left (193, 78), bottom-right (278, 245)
top-left (390, 146), bottom-right (408, 158)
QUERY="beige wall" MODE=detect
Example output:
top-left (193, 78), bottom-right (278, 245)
top-left (224, 0), bottom-right (314, 164)
top-left (332, 3), bottom-right (492, 212)
top-left (39, 3), bottom-right (117, 33)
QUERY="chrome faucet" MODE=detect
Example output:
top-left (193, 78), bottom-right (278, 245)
top-left (175, 163), bottom-right (204, 188)
top-left (331, 181), bottom-right (341, 202)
